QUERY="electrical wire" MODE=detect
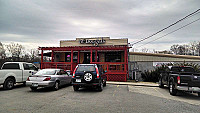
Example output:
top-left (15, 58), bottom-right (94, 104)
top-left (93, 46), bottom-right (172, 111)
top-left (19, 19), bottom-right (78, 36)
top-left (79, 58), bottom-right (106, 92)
top-left (129, 9), bottom-right (200, 46)
top-left (135, 17), bottom-right (200, 48)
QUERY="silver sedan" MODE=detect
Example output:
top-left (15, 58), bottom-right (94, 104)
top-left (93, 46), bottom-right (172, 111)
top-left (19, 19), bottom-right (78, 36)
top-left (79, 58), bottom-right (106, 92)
top-left (26, 69), bottom-right (72, 91)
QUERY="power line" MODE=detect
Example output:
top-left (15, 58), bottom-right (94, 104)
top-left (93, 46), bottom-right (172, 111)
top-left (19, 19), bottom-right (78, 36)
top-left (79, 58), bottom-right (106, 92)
top-left (135, 17), bottom-right (200, 48)
top-left (129, 9), bottom-right (200, 46)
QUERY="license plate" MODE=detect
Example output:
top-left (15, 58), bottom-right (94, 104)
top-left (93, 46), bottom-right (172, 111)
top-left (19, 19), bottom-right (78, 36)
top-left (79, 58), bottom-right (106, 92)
top-left (32, 83), bottom-right (38, 87)
top-left (76, 79), bottom-right (81, 82)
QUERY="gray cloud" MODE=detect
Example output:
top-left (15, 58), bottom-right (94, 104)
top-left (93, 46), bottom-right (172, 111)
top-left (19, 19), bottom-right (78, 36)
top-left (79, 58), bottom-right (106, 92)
top-left (0, 0), bottom-right (199, 51)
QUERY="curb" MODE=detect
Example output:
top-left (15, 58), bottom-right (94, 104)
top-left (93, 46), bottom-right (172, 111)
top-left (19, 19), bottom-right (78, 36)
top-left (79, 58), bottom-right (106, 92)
top-left (107, 82), bottom-right (159, 87)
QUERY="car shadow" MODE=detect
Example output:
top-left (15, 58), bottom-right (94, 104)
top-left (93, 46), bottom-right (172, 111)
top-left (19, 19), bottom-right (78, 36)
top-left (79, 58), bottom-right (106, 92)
top-left (0, 83), bottom-right (26, 91)
top-left (74, 86), bottom-right (107, 93)
top-left (161, 86), bottom-right (200, 99)
top-left (26, 84), bottom-right (72, 93)
top-left (176, 91), bottom-right (200, 100)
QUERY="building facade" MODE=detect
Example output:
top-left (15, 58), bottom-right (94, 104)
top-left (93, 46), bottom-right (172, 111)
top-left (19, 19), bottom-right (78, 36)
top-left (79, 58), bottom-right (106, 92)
top-left (129, 52), bottom-right (200, 81)
top-left (39, 37), bottom-right (129, 81)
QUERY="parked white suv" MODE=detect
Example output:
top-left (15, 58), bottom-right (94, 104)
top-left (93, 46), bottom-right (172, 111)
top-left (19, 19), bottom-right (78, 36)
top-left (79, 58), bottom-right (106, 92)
top-left (0, 62), bottom-right (38, 89)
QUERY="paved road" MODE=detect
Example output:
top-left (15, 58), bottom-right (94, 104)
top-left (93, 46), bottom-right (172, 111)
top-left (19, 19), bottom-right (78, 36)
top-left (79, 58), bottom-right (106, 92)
top-left (128, 85), bottom-right (200, 106)
top-left (0, 84), bottom-right (200, 113)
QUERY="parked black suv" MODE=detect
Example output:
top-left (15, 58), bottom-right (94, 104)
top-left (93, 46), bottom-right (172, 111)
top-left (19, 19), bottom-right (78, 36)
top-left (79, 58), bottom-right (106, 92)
top-left (72, 64), bottom-right (107, 91)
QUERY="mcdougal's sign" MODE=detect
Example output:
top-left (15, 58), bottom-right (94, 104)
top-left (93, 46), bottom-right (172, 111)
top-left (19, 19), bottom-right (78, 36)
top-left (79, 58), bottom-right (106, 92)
top-left (60, 37), bottom-right (128, 47)
top-left (79, 38), bottom-right (106, 45)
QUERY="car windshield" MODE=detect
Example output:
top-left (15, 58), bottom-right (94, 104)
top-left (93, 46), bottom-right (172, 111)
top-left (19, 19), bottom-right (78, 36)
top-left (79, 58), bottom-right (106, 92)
top-left (35, 70), bottom-right (56, 75)
top-left (76, 65), bottom-right (95, 72)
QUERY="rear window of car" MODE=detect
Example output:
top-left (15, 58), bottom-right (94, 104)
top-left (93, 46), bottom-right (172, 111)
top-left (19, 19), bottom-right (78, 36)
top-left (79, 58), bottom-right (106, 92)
top-left (171, 67), bottom-right (195, 73)
top-left (2, 63), bottom-right (20, 69)
top-left (35, 70), bottom-right (56, 75)
top-left (180, 67), bottom-right (195, 73)
top-left (76, 65), bottom-right (95, 72)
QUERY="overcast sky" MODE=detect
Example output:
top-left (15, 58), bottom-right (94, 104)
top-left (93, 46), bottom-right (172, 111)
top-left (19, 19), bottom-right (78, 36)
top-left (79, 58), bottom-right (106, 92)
top-left (0, 0), bottom-right (200, 52)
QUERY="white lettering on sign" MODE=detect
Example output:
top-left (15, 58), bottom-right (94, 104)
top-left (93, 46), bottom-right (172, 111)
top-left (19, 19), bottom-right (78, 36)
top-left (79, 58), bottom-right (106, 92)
top-left (153, 62), bottom-right (174, 67)
top-left (79, 38), bottom-right (106, 46)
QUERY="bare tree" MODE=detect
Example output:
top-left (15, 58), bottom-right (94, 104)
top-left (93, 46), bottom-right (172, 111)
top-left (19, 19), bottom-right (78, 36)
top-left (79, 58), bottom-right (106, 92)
top-left (183, 44), bottom-right (190, 55)
top-left (141, 48), bottom-right (149, 53)
top-left (29, 49), bottom-right (39, 61)
top-left (170, 44), bottom-right (179, 55)
top-left (190, 42), bottom-right (196, 55)
top-left (6, 42), bottom-right (24, 60)
top-left (195, 41), bottom-right (200, 56)
top-left (0, 42), bottom-right (6, 59)
top-left (177, 45), bottom-right (186, 55)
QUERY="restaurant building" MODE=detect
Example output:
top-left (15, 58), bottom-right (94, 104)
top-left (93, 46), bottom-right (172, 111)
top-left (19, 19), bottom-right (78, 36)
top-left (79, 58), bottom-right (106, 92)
top-left (39, 37), bottom-right (130, 81)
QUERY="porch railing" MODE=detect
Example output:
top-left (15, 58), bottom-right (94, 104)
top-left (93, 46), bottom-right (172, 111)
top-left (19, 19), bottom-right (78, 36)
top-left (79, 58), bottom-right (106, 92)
top-left (41, 62), bottom-right (78, 72)
top-left (41, 62), bottom-right (127, 81)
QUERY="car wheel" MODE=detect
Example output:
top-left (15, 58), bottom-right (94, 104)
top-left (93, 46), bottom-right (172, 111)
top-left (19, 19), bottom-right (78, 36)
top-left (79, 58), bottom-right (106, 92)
top-left (169, 81), bottom-right (177, 96)
top-left (198, 92), bottom-right (200, 97)
top-left (30, 87), bottom-right (37, 91)
top-left (98, 81), bottom-right (103, 91)
top-left (84, 72), bottom-right (93, 82)
top-left (23, 82), bottom-right (26, 86)
top-left (53, 81), bottom-right (59, 91)
top-left (158, 78), bottom-right (164, 88)
top-left (73, 86), bottom-right (79, 91)
top-left (69, 80), bottom-right (72, 86)
top-left (3, 78), bottom-right (14, 90)
top-left (103, 80), bottom-right (106, 87)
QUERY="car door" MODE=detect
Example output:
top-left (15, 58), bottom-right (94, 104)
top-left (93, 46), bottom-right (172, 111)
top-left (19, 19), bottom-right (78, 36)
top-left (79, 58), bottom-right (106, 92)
top-left (23, 63), bottom-right (38, 81)
top-left (61, 70), bottom-right (71, 84)
top-left (65, 71), bottom-right (72, 84)
top-left (56, 70), bottom-right (65, 86)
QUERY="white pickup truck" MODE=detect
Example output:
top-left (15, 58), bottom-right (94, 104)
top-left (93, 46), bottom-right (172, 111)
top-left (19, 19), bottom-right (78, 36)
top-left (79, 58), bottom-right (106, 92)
top-left (0, 62), bottom-right (38, 90)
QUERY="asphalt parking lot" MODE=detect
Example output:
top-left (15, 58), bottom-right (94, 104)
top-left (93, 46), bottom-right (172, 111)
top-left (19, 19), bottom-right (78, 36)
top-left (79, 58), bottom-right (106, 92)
top-left (0, 84), bottom-right (200, 113)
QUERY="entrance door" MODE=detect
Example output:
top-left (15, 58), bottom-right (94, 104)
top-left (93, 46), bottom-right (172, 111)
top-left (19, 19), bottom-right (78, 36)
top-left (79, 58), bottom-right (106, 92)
top-left (83, 52), bottom-right (90, 64)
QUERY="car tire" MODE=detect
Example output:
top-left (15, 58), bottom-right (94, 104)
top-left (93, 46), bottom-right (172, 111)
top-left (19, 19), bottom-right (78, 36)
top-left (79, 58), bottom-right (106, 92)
top-left (98, 81), bottom-right (103, 91)
top-left (3, 78), bottom-right (15, 90)
top-left (169, 80), bottom-right (177, 96)
top-left (158, 78), bottom-right (164, 88)
top-left (198, 92), bottom-right (200, 97)
top-left (53, 81), bottom-right (59, 91)
top-left (69, 80), bottom-right (72, 86)
top-left (23, 82), bottom-right (26, 86)
top-left (103, 80), bottom-right (106, 87)
top-left (30, 87), bottom-right (37, 91)
top-left (73, 86), bottom-right (79, 91)
top-left (84, 72), bottom-right (93, 82)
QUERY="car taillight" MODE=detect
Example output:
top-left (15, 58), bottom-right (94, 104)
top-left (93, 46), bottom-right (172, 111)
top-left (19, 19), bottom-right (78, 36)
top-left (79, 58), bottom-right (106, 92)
top-left (43, 77), bottom-right (51, 81)
top-left (96, 67), bottom-right (99, 78)
top-left (73, 66), bottom-right (78, 78)
top-left (27, 77), bottom-right (30, 81)
top-left (177, 76), bottom-right (180, 84)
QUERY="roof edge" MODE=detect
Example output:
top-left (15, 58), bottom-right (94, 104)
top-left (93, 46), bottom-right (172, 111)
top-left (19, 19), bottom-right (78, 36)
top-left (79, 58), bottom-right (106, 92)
top-left (129, 52), bottom-right (200, 60)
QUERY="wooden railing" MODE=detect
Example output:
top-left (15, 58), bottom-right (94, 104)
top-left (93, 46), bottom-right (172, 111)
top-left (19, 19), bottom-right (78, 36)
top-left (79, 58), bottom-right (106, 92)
top-left (41, 62), bottom-right (78, 72)
top-left (41, 62), bottom-right (128, 81)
